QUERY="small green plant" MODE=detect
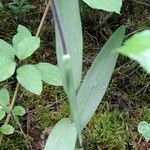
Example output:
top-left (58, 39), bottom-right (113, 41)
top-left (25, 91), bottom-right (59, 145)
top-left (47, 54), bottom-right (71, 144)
top-left (0, 25), bottom-right (62, 136)
top-left (7, 0), bottom-right (35, 15)
top-left (0, 89), bottom-right (25, 135)
top-left (118, 30), bottom-right (150, 141)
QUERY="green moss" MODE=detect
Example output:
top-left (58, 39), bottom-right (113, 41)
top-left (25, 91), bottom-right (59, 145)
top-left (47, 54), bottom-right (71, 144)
top-left (35, 100), bottom-right (69, 128)
top-left (22, 85), bottom-right (69, 128)
top-left (0, 133), bottom-right (27, 150)
top-left (139, 106), bottom-right (150, 122)
top-left (85, 109), bottom-right (128, 149)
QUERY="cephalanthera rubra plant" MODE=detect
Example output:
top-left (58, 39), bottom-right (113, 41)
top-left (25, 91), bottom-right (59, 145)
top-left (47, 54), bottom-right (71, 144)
top-left (44, 0), bottom-right (125, 149)
top-left (0, 0), bottom-right (125, 149)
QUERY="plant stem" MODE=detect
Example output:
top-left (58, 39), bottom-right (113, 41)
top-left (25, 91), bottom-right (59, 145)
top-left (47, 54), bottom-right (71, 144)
top-left (0, 0), bottom-right (51, 145)
top-left (0, 83), bottom-right (19, 144)
top-left (36, 0), bottom-right (51, 37)
top-left (51, 0), bottom-right (68, 55)
top-left (51, 0), bottom-right (83, 146)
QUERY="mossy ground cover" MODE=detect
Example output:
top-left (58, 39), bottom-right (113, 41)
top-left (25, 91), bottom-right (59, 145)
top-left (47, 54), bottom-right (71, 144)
top-left (0, 0), bottom-right (150, 149)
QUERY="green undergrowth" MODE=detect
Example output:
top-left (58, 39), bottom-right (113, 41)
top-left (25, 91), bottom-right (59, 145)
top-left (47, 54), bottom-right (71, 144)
top-left (0, 0), bottom-right (150, 149)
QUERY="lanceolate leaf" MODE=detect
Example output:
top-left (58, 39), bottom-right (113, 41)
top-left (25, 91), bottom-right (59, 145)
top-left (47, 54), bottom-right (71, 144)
top-left (82, 0), bottom-right (122, 13)
top-left (17, 65), bottom-right (42, 95)
top-left (44, 118), bottom-right (77, 150)
top-left (118, 30), bottom-right (150, 73)
top-left (0, 40), bottom-right (16, 81)
top-left (53, 0), bottom-right (83, 92)
top-left (76, 26), bottom-right (125, 130)
top-left (35, 63), bottom-right (62, 86)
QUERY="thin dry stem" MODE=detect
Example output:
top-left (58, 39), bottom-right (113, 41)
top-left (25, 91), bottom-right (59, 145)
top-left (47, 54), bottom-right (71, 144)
top-left (36, 0), bottom-right (51, 37)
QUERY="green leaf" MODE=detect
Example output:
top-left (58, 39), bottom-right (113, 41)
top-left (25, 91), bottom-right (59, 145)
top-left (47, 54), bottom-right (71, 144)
top-left (12, 25), bottom-right (40, 60)
top-left (82, 0), bottom-right (122, 13)
top-left (0, 107), bottom-right (6, 120)
top-left (0, 89), bottom-right (10, 112)
top-left (0, 39), bottom-right (14, 59)
top-left (54, 0), bottom-right (83, 91)
top-left (12, 106), bottom-right (26, 116)
top-left (76, 26), bottom-right (125, 130)
top-left (22, 4), bottom-right (36, 12)
top-left (138, 121), bottom-right (150, 140)
top-left (35, 63), bottom-right (62, 86)
top-left (118, 30), bottom-right (150, 73)
top-left (44, 118), bottom-right (77, 150)
top-left (17, 65), bottom-right (42, 95)
top-left (0, 40), bottom-right (16, 81)
top-left (0, 124), bottom-right (14, 135)
top-left (53, 0), bottom-right (83, 136)
top-left (13, 25), bottom-right (32, 47)
top-left (8, 5), bottom-right (19, 12)
top-left (0, 61), bottom-right (16, 82)
top-left (15, 37), bottom-right (40, 60)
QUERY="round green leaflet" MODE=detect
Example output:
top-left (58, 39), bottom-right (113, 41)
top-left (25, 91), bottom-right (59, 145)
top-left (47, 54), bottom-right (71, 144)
top-left (0, 124), bottom-right (14, 135)
top-left (12, 106), bottom-right (26, 117)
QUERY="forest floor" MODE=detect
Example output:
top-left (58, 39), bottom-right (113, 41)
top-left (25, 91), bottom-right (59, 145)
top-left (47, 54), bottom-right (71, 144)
top-left (0, 0), bottom-right (150, 150)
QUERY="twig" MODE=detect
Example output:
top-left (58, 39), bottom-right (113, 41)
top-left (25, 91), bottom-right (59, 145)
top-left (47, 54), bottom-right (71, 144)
top-left (0, 0), bottom-right (52, 145)
top-left (36, 0), bottom-right (51, 37)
